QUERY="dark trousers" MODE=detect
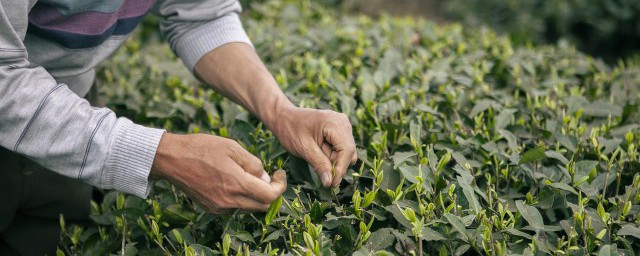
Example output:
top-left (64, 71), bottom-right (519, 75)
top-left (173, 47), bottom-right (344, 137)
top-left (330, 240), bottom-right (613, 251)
top-left (0, 84), bottom-right (101, 255)
top-left (0, 148), bottom-right (93, 256)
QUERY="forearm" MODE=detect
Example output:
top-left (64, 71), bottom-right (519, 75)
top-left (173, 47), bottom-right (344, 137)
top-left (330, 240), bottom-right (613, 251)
top-left (193, 42), bottom-right (294, 128)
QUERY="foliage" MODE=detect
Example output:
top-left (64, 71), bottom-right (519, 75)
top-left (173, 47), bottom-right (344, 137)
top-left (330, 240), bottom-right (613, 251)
top-left (58, 1), bottom-right (640, 255)
top-left (443, 0), bottom-right (640, 62)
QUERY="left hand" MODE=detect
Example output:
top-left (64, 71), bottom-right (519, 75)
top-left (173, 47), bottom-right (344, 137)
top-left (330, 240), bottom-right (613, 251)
top-left (266, 106), bottom-right (357, 188)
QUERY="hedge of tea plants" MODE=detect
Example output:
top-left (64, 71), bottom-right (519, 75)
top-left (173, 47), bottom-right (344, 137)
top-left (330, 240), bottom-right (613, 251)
top-left (58, 1), bottom-right (640, 255)
top-left (443, 0), bottom-right (640, 62)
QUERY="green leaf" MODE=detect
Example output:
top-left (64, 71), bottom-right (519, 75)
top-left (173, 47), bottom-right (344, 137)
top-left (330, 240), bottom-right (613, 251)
top-left (265, 196), bottom-right (282, 225)
top-left (582, 101), bottom-right (622, 117)
top-left (515, 201), bottom-right (545, 231)
top-left (547, 182), bottom-right (578, 195)
top-left (409, 120), bottom-right (422, 146)
top-left (618, 225), bottom-right (640, 240)
top-left (597, 244), bottom-right (616, 256)
top-left (164, 204), bottom-right (197, 223)
top-left (310, 201), bottom-right (325, 223)
top-left (437, 152), bottom-right (452, 172)
top-left (498, 129), bottom-right (518, 151)
top-left (123, 243), bottom-right (139, 256)
top-left (495, 109), bottom-right (516, 130)
top-left (363, 190), bottom-right (377, 208)
top-left (398, 165), bottom-right (423, 184)
top-left (469, 99), bottom-right (499, 117)
top-left (401, 207), bottom-right (417, 223)
top-left (393, 152), bottom-right (417, 169)
top-left (545, 150), bottom-right (569, 165)
top-left (519, 145), bottom-right (546, 164)
top-left (505, 228), bottom-right (533, 239)
top-left (374, 251), bottom-right (395, 256)
top-left (385, 203), bottom-right (414, 229)
top-left (366, 228), bottom-right (395, 250)
top-left (262, 229), bottom-right (284, 244)
top-left (187, 244), bottom-right (215, 256)
top-left (232, 231), bottom-right (255, 244)
top-left (575, 160), bottom-right (599, 176)
top-left (444, 213), bottom-right (467, 238)
top-left (457, 176), bottom-right (481, 214)
top-left (422, 227), bottom-right (446, 241)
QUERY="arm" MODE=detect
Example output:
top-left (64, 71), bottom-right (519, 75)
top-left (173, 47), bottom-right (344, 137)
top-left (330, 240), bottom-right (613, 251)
top-left (193, 43), bottom-right (357, 187)
top-left (148, 0), bottom-right (288, 213)
top-left (0, 2), bottom-right (164, 198)
top-left (150, 0), bottom-right (355, 214)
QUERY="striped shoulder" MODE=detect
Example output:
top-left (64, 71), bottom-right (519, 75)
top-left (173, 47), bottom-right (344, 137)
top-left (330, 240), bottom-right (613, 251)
top-left (28, 0), bottom-right (157, 49)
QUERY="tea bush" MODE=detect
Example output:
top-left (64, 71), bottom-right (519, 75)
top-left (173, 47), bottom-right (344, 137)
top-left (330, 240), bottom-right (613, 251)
top-left (58, 1), bottom-right (640, 255)
top-left (443, 0), bottom-right (640, 62)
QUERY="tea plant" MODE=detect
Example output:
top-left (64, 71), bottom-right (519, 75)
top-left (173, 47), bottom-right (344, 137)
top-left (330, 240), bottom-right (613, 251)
top-left (58, 1), bottom-right (640, 255)
top-left (444, 0), bottom-right (640, 61)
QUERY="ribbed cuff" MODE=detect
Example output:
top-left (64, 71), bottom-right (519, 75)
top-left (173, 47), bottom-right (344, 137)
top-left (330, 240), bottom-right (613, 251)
top-left (102, 119), bottom-right (165, 198)
top-left (174, 12), bottom-right (253, 72)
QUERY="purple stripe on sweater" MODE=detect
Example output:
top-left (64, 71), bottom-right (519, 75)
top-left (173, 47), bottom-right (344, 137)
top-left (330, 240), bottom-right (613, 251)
top-left (29, 0), bottom-right (156, 35)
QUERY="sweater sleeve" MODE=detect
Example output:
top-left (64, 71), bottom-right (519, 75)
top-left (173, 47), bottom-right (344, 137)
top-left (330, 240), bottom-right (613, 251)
top-left (0, 1), bottom-right (164, 198)
top-left (152, 0), bottom-right (253, 72)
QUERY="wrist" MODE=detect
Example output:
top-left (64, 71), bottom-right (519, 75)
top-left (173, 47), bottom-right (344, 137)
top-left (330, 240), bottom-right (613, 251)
top-left (150, 132), bottom-right (181, 181)
top-left (260, 95), bottom-right (296, 133)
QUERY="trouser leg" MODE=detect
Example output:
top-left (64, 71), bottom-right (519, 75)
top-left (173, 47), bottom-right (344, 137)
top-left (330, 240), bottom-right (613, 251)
top-left (0, 83), bottom-right (100, 256)
top-left (0, 147), bottom-right (93, 256)
top-left (0, 147), bottom-right (24, 255)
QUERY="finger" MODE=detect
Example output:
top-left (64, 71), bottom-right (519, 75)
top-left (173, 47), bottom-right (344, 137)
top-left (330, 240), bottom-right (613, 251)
top-left (321, 142), bottom-right (334, 160)
top-left (323, 127), bottom-right (357, 187)
top-left (201, 206), bottom-right (233, 215)
top-left (231, 142), bottom-right (270, 183)
top-left (242, 170), bottom-right (287, 204)
top-left (304, 142), bottom-right (334, 187)
top-left (320, 142), bottom-right (336, 163)
top-left (337, 112), bottom-right (358, 165)
top-left (351, 151), bottom-right (358, 165)
top-left (235, 196), bottom-right (271, 212)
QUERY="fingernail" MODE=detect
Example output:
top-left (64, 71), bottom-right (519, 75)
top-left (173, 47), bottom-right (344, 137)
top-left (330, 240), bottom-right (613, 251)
top-left (261, 172), bottom-right (271, 183)
top-left (321, 173), bottom-right (331, 187)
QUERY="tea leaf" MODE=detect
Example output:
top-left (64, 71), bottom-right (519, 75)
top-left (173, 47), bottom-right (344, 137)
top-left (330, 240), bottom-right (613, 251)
top-left (457, 176), bottom-right (481, 214)
top-left (519, 146), bottom-right (546, 164)
top-left (516, 201), bottom-right (545, 232)
top-left (617, 225), bottom-right (640, 240)
top-left (265, 196), bottom-right (283, 226)
top-left (444, 213), bottom-right (467, 238)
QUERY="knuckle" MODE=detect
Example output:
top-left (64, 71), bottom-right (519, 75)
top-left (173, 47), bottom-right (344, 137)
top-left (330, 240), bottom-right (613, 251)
top-left (339, 113), bottom-right (349, 121)
top-left (299, 143), bottom-right (312, 158)
top-left (311, 159), bottom-right (327, 171)
top-left (250, 156), bottom-right (263, 169)
top-left (221, 137), bottom-right (240, 148)
top-left (264, 192), bottom-right (278, 203)
top-left (321, 110), bottom-right (335, 119)
top-left (215, 198), bottom-right (232, 209)
top-left (222, 182), bottom-right (240, 196)
top-left (347, 146), bottom-right (356, 156)
top-left (227, 142), bottom-right (246, 157)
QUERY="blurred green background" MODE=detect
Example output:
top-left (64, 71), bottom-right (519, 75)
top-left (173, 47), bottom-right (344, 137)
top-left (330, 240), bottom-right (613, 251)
top-left (237, 0), bottom-right (640, 63)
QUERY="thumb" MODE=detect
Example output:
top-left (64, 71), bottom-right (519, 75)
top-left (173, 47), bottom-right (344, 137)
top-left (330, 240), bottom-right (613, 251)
top-left (304, 142), bottom-right (334, 188)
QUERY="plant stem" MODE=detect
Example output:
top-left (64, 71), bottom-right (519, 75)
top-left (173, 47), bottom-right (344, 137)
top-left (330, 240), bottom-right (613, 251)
top-left (332, 187), bottom-right (341, 208)
top-left (121, 215), bottom-right (127, 256)
top-left (615, 172), bottom-right (621, 197)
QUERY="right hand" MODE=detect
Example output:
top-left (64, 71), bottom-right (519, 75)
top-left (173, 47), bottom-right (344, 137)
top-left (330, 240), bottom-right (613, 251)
top-left (150, 133), bottom-right (286, 214)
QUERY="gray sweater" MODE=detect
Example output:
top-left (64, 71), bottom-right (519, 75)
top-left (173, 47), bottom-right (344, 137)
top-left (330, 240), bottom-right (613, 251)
top-left (0, 0), bottom-right (252, 198)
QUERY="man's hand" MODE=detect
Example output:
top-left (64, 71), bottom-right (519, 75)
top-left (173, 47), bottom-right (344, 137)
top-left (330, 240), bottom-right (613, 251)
top-left (266, 106), bottom-right (357, 188)
top-left (193, 42), bottom-right (357, 188)
top-left (150, 133), bottom-right (286, 214)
